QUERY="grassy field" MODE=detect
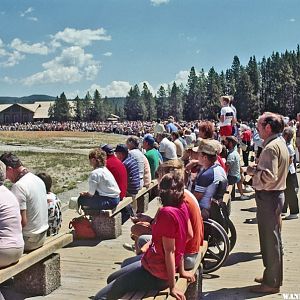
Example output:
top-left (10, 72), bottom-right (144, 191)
top-left (0, 132), bottom-right (127, 194)
top-left (0, 131), bottom-right (127, 150)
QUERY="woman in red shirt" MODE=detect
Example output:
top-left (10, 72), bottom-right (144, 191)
top-left (240, 124), bottom-right (252, 167)
top-left (94, 172), bottom-right (194, 300)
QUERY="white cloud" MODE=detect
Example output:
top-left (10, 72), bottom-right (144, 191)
top-left (22, 46), bottom-right (100, 85)
top-left (0, 76), bottom-right (16, 84)
top-left (90, 81), bottom-right (132, 97)
top-left (0, 38), bottom-right (4, 48)
top-left (103, 52), bottom-right (112, 57)
top-left (11, 38), bottom-right (48, 55)
top-left (20, 7), bottom-right (34, 17)
top-left (22, 66), bottom-right (81, 86)
top-left (174, 70), bottom-right (189, 85)
top-left (0, 51), bottom-right (25, 67)
top-left (52, 28), bottom-right (111, 47)
top-left (28, 16), bottom-right (38, 22)
top-left (289, 18), bottom-right (296, 22)
top-left (150, 0), bottom-right (170, 6)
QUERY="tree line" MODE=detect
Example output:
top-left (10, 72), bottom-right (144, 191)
top-left (50, 45), bottom-right (300, 122)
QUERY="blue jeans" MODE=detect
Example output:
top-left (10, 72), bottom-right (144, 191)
top-left (94, 261), bottom-right (168, 300)
top-left (78, 194), bottom-right (119, 210)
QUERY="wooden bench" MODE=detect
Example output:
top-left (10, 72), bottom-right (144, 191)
top-left (120, 241), bottom-right (208, 299)
top-left (0, 232), bottom-right (73, 296)
top-left (82, 180), bottom-right (159, 240)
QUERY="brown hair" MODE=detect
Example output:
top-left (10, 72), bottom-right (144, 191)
top-left (89, 149), bottom-right (106, 167)
top-left (159, 172), bottom-right (184, 207)
top-left (199, 121), bottom-right (215, 139)
top-left (37, 172), bottom-right (52, 193)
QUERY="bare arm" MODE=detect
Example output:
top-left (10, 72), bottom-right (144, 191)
top-left (20, 210), bottom-right (27, 227)
top-left (162, 237), bottom-right (186, 300)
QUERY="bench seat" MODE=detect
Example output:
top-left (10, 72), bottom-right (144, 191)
top-left (0, 232), bottom-right (73, 295)
top-left (121, 241), bottom-right (208, 299)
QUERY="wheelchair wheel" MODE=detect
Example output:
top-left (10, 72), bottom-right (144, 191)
top-left (227, 218), bottom-right (237, 252)
top-left (203, 219), bottom-right (230, 274)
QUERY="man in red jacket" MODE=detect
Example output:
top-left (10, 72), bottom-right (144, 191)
top-left (101, 144), bottom-right (127, 200)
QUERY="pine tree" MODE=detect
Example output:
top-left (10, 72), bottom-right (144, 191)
top-left (83, 91), bottom-right (93, 121)
top-left (92, 89), bottom-right (104, 121)
top-left (184, 67), bottom-right (200, 121)
top-left (141, 83), bottom-right (156, 120)
top-left (74, 95), bottom-right (84, 121)
top-left (206, 67), bottom-right (221, 119)
top-left (49, 92), bottom-right (71, 121)
top-left (169, 82), bottom-right (183, 120)
top-left (124, 85), bottom-right (146, 120)
top-left (156, 86), bottom-right (169, 120)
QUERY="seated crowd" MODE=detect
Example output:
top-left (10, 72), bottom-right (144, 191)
top-left (0, 108), bottom-right (298, 299)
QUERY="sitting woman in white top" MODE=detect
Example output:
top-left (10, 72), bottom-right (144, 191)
top-left (78, 149), bottom-right (121, 210)
top-left (0, 161), bottom-right (24, 268)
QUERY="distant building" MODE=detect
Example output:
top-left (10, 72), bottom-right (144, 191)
top-left (0, 101), bottom-right (53, 124)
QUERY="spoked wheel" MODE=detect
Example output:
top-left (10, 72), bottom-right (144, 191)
top-left (203, 219), bottom-right (230, 274)
top-left (226, 218), bottom-right (237, 252)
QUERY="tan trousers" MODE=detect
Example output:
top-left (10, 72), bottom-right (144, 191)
top-left (0, 247), bottom-right (24, 268)
top-left (23, 231), bottom-right (47, 252)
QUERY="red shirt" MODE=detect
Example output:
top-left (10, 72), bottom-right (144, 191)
top-left (241, 129), bottom-right (252, 142)
top-left (184, 190), bottom-right (204, 254)
top-left (142, 202), bottom-right (189, 280)
top-left (105, 155), bottom-right (127, 200)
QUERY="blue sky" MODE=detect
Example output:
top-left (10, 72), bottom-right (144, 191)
top-left (0, 0), bottom-right (299, 98)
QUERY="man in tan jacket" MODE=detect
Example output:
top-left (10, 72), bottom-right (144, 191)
top-left (247, 112), bottom-right (289, 294)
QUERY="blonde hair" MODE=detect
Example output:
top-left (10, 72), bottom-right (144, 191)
top-left (89, 149), bottom-right (106, 167)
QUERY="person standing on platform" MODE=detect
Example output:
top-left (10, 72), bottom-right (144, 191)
top-left (247, 112), bottom-right (289, 294)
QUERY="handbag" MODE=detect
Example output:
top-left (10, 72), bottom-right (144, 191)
top-left (240, 141), bottom-right (248, 151)
top-left (69, 216), bottom-right (96, 239)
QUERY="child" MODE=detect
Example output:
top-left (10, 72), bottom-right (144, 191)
top-left (37, 172), bottom-right (62, 236)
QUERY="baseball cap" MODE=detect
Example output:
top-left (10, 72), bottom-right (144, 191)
top-left (143, 134), bottom-right (155, 146)
top-left (115, 144), bottom-right (128, 153)
top-left (101, 144), bottom-right (114, 155)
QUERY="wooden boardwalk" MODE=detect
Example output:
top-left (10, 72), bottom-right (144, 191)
top-left (2, 188), bottom-right (300, 300)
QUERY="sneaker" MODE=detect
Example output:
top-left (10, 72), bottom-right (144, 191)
top-left (123, 243), bottom-right (135, 252)
top-left (244, 186), bottom-right (254, 193)
top-left (281, 213), bottom-right (287, 217)
top-left (240, 194), bottom-right (250, 200)
top-left (284, 214), bottom-right (299, 220)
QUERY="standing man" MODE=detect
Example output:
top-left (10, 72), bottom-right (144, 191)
top-left (247, 113), bottom-right (289, 294)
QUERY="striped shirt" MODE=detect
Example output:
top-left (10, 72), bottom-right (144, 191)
top-left (123, 155), bottom-right (140, 195)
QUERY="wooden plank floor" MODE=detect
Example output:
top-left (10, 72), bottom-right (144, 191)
top-left (2, 183), bottom-right (300, 299)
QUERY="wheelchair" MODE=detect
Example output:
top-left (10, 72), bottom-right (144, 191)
top-left (202, 186), bottom-right (237, 274)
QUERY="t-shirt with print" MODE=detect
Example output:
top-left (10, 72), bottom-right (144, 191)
top-left (142, 202), bottom-right (189, 280)
top-left (11, 172), bottom-right (49, 237)
top-left (220, 106), bottom-right (234, 127)
top-left (194, 164), bottom-right (227, 209)
top-left (0, 185), bottom-right (24, 249)
top-left (88, 167), bottom-right (120, 198)
top-left (287, 143), bottom-right (296, 174)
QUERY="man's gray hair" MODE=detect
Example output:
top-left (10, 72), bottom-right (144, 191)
top-left (126, 136), bottom-right (140, 149)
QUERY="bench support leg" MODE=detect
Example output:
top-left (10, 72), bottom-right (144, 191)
top-left (92, 211), bottom-right (122, 240)
top-left (137, 192), bottom-right (149, 213)
top-left (185, 263), bottom-right (203, 300)
top-left (14, 253), bottom-right (61, 296)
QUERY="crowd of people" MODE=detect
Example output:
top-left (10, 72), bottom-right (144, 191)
top-left (0, 95), bottom-right (299, 298)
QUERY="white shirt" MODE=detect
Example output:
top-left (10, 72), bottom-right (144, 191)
top-left (159, 137), bottom-right (177, 160)
top-left (88, 167), bottom-right (120, 198)
top-left (12, 172), bottom-right (49, 237)
top-left (220, 106), bottom-right (235, 127)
